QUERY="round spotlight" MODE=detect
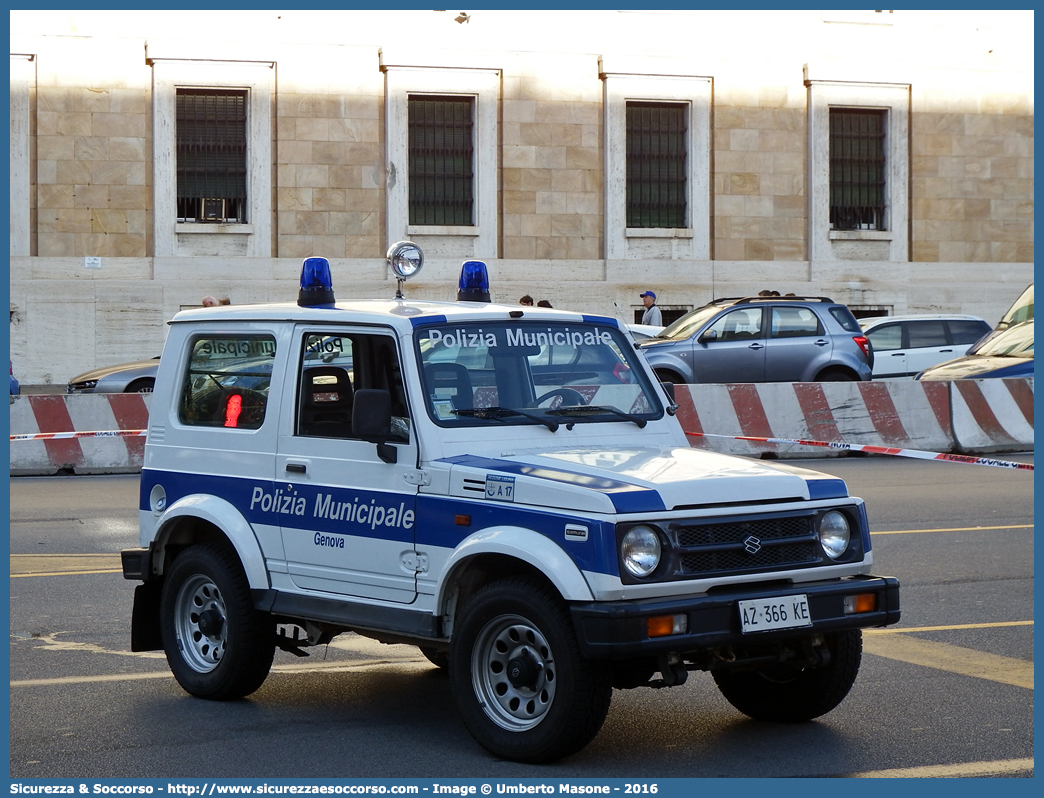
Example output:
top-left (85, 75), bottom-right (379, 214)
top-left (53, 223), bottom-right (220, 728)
top-left (387, 241), bottom-right (424, 280)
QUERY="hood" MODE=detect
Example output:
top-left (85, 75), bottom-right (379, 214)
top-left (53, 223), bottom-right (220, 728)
top-left (917, 354), bottom-right (1033, 380)
top-left (69, 358), bottom-right (159, 383)
top-left (438, 445), bottom-right (845, 514)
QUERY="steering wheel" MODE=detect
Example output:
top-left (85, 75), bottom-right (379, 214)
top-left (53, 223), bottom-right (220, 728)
top-left (533, 388), bottom-right (586, 407)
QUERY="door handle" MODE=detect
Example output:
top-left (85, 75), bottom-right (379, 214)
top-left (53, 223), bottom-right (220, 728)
top-left (891, 352), bottom-right (905, 357)
top-left (748, 343), bottom-right (765, 350)
top-left (286, 463), bottom-right (307, 474)
top-left (940, 349), bottom-right (953, 352)
top-left (814, 339), bottom-right (829, 347)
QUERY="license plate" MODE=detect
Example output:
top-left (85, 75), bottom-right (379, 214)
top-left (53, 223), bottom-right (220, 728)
top-left (739, 594), bottom-right (812, 633)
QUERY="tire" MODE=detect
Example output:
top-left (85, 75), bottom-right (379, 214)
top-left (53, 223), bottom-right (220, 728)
top-left (449, 578), bottom-right (612, 763)
top-left (419, 646), bottom-right (450, 670)
top-left (125, 378), bottom-right (155, 393)
top-left (712, 630), bottom-right (862, 723)
top-left (654, 369), bottom-right (684, 385)
top-left (815, 369), bottom-right (856, 382)
top-left (160, 544), bottom-right (275, 700)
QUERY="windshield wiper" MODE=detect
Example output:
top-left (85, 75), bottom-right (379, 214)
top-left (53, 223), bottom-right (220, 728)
top-left (545, 405), bottom-right (648, 428)
top-left (453, 406), bottom-right (559, 432)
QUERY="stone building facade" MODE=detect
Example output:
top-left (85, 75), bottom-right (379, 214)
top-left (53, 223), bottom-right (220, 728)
top-left (9, 9), bottom-right (1033, 385)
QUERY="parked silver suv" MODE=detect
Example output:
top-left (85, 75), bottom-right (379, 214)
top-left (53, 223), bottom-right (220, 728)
top-left (637, 295), bottom-right (873, 384)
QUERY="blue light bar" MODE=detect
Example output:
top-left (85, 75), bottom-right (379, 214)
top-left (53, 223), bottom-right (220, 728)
top-left (457, 260), bottom-right (491, 303)
top-left (298, 257), bottom-right (336, 306)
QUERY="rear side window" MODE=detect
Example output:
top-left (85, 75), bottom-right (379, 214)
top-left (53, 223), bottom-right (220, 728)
top-left (948, 320), bottom-right (990, 345)
top-left (828, 306), bottom-right (861, 332)
top-left (907, 321), bottom-right (948, 348)
top-left (179, 336), bottom-right (276, 429)
top-left (770, 307), bottom-right (823, 338)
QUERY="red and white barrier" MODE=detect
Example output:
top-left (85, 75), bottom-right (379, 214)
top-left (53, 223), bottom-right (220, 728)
top-left (674, 379), bottom-right (1033, 459)
top-left (10, 394), bottom-right (151, 475)
top-left (950, 378), bottom-right (1035, 453)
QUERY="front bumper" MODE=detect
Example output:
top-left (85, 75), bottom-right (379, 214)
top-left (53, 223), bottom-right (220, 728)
top-left (570, 574), bottom-right (899, 659)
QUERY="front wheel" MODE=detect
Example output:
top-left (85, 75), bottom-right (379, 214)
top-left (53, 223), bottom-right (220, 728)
top-left (160, 544), bottom-right (275, 700)
top-left (450, 578), bottom-right (612, 763)
top-left (712, 630), bottom-right (862, 722)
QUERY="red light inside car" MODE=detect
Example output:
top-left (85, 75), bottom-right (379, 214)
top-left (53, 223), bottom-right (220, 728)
top-left (224, 394), bottom-right (243, 427)
top-left (853, 335), bottom-right (871, 360)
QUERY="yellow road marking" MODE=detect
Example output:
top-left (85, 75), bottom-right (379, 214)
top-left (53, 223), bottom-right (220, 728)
top-left (11, 658), bottom-right (430, 688)
top-left (10, 553), bottom-right (121, 577)
top-left (872, 524), bottom-right (1033, 535)
top-left (849, 758), bottom-right (1034, 778)
top-left (866, 620), bottom-right (1033, 634)
top-left (862, 635), bottom-right (1033, 689)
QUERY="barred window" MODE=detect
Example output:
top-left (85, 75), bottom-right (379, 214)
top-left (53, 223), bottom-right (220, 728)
top-left (626, 102), bottom-right (687, 228)
top-left (830, 108), bottom-right (886, 230)
top-left (408, 95), bottom-right (474, 226)
top-left (176, 89), bottom-right (247, 223)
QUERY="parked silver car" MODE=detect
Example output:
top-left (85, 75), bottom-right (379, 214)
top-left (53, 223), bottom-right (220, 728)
top-left (637, 295), bottom-right (872, 384)
top-left (859, 314), bottom-right (991, 379)
top-left (67, 358), bottom-right (159, 393)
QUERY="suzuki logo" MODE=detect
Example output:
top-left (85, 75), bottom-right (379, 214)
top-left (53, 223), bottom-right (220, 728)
top-left (743, 535), bottom-right (762, 554)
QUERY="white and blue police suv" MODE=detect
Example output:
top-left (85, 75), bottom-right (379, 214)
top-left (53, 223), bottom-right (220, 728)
top-left (122, 243), bottom-right (900, 763)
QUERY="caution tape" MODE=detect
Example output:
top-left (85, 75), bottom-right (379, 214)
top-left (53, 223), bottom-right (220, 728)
top-left (686, 431), bottom-right (1033, 471)
top-left (10, 429), bottom-right (146, 442)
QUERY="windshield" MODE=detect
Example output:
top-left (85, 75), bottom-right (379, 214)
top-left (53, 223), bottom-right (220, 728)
top-left (997, 284), bottom-right (1033, 329)
top-left (657, 304), bottom-right (722, 340)
top-left (415, 321), bottom-right (663, 429)
top-left (970, 321), bottom-right (1034, 358)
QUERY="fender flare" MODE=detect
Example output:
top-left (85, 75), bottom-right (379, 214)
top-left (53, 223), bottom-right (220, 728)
top-left (643, 350), bottom-right (691, 382)
top-left (155, 494), bottom-right (270, 590)
top-left (435, 526), bottom-right (595, 611)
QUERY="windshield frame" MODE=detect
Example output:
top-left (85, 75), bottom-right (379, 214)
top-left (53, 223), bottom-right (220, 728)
top-left (413, 319), bottom-right (665, 429)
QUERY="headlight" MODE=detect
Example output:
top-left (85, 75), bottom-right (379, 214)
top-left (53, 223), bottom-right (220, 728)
top-left (818, 511), bottom-right (851, 559)
top-left (621, 525), bottom-right (661, 578)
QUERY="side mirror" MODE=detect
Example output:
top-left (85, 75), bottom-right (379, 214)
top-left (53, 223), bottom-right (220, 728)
top-left (353, 389), bottom-right (397, 464)
top-left (699, 329), bottom-right (718, 344)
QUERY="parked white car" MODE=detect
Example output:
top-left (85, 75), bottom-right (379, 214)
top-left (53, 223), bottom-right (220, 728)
top-left (859, 315), bottom-right (992, 379)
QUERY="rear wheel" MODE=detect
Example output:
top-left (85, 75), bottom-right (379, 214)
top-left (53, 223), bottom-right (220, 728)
top-left (712, 630), bottom-right (862, 722)
top-left (815, 369), bottom-right (856, 382)
top-left (450, 578), bottom-right (612, 763)
top-left (125, 378), bottom-right (155, 393)
top-left (160, 544), bottom-right (275, 700)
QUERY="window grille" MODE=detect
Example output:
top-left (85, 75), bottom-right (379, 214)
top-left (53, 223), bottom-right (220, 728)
top-left (829, 108), bottom-right (886, 230)
top-left (176, 89), bottom-right (247, 223)
top-left (626, 102), bottom-right (687, 228)
top-left (408, 95), bottom-right (475, 226)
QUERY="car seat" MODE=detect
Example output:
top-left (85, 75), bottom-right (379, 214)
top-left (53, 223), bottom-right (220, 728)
top-left (301, 366), bottom-right (354, 437)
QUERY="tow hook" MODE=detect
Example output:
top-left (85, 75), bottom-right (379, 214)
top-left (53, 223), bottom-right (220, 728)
top-left (649, 653), bottom-right (688, 688)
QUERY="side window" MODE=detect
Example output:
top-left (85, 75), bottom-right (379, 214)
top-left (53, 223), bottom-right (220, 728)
top-left (948, 320), bottom-right (990, 345)
top-left (706, 308), bottom-right (763, 342)
top-left (770, 307), bottom-right (823, 338)
top-left (297, 332), bottom-right (410, 442)
top-left (866, 323), bottom-right (902, 352)
top-left (178, 336), bottom-right (276, 429)
top-left (907, 320), bottom-right (948, 348)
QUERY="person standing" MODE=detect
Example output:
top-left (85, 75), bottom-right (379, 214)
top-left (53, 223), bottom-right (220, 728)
top-left (639, 291), bottom-right (662, 326)
top-left (519, 295), bottom-right (534, 306)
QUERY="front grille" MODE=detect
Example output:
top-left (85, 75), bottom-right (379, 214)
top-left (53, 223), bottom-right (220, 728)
top-left (669, 514), bottom-right (821, 578)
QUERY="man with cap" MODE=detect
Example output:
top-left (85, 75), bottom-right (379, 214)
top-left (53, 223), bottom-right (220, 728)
top-left (640, 290), bottom-right (662, 326)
